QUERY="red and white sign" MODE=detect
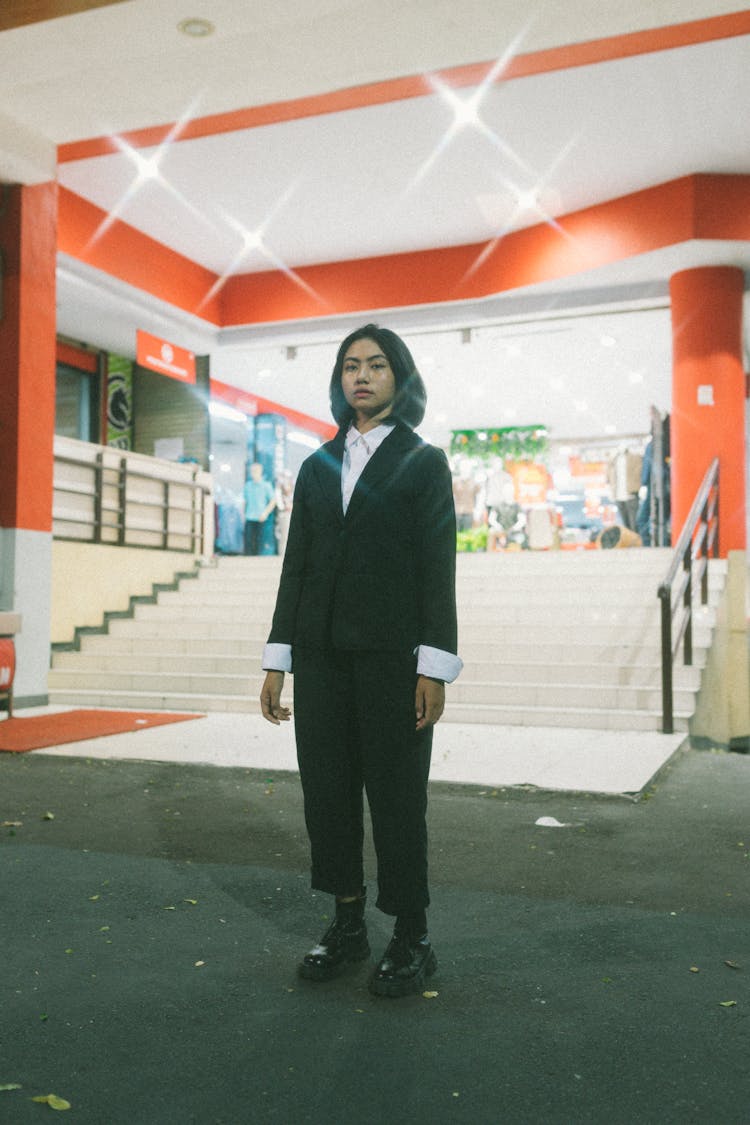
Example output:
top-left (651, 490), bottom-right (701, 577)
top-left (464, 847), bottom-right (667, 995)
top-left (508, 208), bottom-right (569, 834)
top-left (137, 330), bottom-right (196, 384)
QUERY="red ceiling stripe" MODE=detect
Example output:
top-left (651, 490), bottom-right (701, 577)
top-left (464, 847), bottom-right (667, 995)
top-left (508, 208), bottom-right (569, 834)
top-left (58, 175), bottom-right (750, 328)
top-left (218, 175), bottom-right (750, 326)
top-left (57, 10), bottom-right (750, 162)
top-left (57, 186), bottom-right (223, 324)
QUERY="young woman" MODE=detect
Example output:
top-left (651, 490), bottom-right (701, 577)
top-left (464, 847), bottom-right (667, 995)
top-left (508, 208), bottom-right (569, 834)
top-left (260, 324), bottom-right (461, 997)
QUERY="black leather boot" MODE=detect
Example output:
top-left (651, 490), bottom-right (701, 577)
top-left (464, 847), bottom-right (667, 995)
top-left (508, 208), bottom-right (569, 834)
top-left (368, 914), bottom-right (437, 998)
top-left (298, 893), bottom-right (370, 981)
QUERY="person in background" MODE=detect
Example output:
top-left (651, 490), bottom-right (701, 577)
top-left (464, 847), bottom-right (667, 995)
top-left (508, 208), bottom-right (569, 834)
top-left (452, 462), bottom-right (479, 532)
top-left (636, 439), bottom-right (653, 546)
top-left (273, 469), bottom-right (295, 557)
top-left (259, 323), bottom-right (461, 998)
top-left (243, 462), bottom-right (276, 555)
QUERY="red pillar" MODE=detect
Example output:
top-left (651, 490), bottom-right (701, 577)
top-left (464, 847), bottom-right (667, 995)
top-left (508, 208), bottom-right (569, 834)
top-left (669, 266), bottom-right (746, 556)
top-left (0, 182), bottom-right (57, 705)
top-left (0, 182), bottom-right (57, 533)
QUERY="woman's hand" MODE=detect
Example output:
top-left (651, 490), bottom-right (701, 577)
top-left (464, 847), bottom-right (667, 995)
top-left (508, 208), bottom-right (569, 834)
top-left (415, 675), bottom-right (445, 731)
top-left (260, 670), bottom-right (291, 725)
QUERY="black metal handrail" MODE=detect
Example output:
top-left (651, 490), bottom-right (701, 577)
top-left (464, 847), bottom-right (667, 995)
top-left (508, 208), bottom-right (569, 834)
top-left (657, 458), bottom-right (719, 733)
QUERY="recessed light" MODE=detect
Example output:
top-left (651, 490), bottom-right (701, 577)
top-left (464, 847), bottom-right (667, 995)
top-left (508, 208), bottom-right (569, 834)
top-left (178, 17), bottom-right (215, 37)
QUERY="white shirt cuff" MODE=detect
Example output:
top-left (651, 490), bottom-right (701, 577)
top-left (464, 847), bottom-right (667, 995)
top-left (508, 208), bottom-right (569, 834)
top-left (416, 645), bottom-right (463, 684)
top-left (262, 642), bottom-right (292, 673)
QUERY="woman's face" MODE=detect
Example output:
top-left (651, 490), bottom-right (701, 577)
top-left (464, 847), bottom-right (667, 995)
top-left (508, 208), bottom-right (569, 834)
top-left (341, 337), bottom-right (396, 429)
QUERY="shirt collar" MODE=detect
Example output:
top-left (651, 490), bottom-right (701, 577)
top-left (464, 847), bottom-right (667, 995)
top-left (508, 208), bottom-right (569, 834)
top-left (345, 420), bottom-right (395, 454)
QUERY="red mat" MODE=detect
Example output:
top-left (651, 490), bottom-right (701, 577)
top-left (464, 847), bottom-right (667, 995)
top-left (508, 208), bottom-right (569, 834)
top-left (0, 709), bottom-right (204, 753)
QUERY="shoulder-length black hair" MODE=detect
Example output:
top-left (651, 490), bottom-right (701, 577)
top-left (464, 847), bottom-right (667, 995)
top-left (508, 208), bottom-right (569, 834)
top-left (329, 323), bottom-right (427, 430)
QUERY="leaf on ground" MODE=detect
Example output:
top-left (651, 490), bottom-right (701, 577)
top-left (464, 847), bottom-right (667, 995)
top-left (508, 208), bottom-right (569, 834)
top-left (183, 899), bottom-right (198, 905)
top-left (194, 960), bottom-right (205, 967)
top-left (689, 966), bottom-right (700, 973)
top-left (42, 812), bottom-right (55, 821)
top-left (2, 821), bottom-right (22, 828)
top-left (31, 1093), bottom-right (71, 1110)
top-left (719, 1000), bottom-right (737, 1007)
top-left (0, 1084), bottom-right (22, 1092)
top-left (724, 960), bottom-right (741, 970)
top-left (422, 991), bottom-right (439, 999)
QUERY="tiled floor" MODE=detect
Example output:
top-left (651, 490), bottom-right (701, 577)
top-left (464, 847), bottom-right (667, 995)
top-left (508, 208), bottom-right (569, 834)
top-left (25, 706), bottom-right (687, 797)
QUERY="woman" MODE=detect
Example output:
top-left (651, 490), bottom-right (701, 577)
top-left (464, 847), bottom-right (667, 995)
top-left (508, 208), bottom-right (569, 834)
top-left (260, 323), bottom-right (461, 998)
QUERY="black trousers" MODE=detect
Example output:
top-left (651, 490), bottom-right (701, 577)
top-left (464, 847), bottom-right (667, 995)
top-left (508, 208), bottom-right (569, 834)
top-left (292, 647), bottom-right (433, 916)
top-left (244, 520), bottom-right (263, 555)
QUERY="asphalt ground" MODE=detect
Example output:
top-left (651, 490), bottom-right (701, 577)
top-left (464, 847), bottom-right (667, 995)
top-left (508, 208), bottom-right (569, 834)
top-left (1, 745), bottom-right (748, 1125)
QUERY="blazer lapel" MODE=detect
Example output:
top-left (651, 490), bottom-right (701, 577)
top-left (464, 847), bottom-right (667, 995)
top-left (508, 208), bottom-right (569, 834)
top-left (309, 430), bottom-right (346, 524)
top-left (344, 423), bottom-right (416, 524)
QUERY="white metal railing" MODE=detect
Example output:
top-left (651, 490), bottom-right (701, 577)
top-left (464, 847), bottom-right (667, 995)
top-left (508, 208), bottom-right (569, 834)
top-left (53, 435), bottom-right (214, 557)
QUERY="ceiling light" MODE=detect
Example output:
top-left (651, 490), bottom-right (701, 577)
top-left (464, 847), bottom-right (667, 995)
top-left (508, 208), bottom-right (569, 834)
top-left (287, 431), bottom-right (321, 450)
top-left (515, 189), bottom-right (539, 211)
top-left (600, 334), bottom-right (616, 347)
top-left (178, 17), bottom-right (215, 37)
top-left (209, 401), bottom-right (247, 423)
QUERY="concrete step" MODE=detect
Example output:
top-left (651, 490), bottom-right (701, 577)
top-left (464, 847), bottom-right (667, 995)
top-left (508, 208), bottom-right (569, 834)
top-left (45, 688), bottom-right (686, 732)
top-left (459, 660), bottom-right (702, 689)
top-left (48, 669), bottom-right (263, 695)
top-left (48, 688), bottom-right (263, 714)
top-left (102, 614), bottom-right (714, 647)
top-left (51, 650), bottom-right (703, 691)
top-left (449, 679), bottom-right (696, 713)
top-left (443, 701), bottom-right (689, 733)
top-left (156, 583), bottom-right (725, 610)
top-left (65, 631), bottom-right (709, 668)
top-left (131, 602), bottom-right (708, 628)
top-left (48, 545), bottom-right (724, 734)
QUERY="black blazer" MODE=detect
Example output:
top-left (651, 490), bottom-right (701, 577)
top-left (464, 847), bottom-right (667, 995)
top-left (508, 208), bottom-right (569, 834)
top-left (268, 421), bottom-right (458, 656)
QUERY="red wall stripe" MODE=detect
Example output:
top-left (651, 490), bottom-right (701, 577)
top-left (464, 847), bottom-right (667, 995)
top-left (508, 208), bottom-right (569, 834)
top-left (210, 379), bottom-right (337, 440)
top-left (57, 11), bottom-right (750, 163)
top-left (57, 187), bottom-right (223, 324)
top-left (56, 340), bottom-right (99, 373)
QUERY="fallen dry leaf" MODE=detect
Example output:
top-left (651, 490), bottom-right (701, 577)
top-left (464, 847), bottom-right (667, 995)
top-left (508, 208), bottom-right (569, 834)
top-left (689, 966), bottom-right (700, 973)
top-left (31, 1093), bottom-right (71, 1110)
top-left (194, 960), bottom-right (205, 967)
top-left (724, 960), bottom-right (741, 970)
top-left (1, 821), bottom-right (22, 828)
top-left (719, 1000), bottom-right (737, 1007)
top-left (0, 1084), bottom-right (22, 1092)
top-left (422, 990), bottom-right (439, 999)
top-left (42, 812), bottom-right (55, 821)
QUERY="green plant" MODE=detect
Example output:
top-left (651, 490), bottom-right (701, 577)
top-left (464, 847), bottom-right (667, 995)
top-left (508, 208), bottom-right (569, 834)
top-left (450, 426), bottom-right (548, 462)
top-left (456, 525), bottom-right (488, 553)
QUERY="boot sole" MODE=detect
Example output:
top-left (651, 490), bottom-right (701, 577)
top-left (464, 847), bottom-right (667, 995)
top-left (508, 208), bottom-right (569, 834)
top-left (298, 941), bottom-right (371, 982)
top-left (368, 949), bottom-right (438, 998)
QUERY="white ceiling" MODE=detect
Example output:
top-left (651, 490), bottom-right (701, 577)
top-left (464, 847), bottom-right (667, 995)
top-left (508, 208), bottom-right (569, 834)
top-left (1, 0), bottom-right (748, 442)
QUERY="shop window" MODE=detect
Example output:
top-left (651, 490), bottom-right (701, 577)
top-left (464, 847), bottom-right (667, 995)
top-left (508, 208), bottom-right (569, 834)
top-left (55, 362), bottom-right (101, 442)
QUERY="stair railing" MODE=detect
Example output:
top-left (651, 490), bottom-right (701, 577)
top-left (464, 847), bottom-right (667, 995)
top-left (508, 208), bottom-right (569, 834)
top-left (657, 458), bottom-right (719, 733)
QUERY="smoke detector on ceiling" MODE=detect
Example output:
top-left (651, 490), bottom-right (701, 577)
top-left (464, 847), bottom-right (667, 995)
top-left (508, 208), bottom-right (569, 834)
top-left (178, 17), bottom-right (215, 37)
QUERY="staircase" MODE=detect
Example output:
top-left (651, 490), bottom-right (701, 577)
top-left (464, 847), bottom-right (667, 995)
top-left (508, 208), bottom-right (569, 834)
top-left (48, 549), bottom-right (725, 732)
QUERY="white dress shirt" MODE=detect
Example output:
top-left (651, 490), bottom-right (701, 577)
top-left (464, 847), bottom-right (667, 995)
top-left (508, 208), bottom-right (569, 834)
top-left (262, 422), bottom-right (463, 683)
